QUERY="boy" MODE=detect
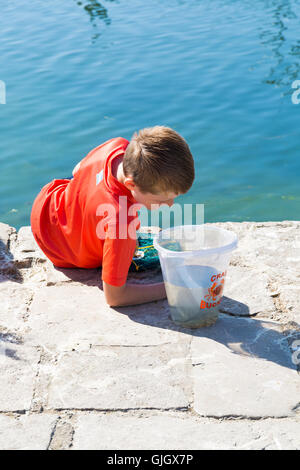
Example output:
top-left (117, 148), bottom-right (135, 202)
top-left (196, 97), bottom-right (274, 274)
top-left (30, 126), bottom-right (195, 307)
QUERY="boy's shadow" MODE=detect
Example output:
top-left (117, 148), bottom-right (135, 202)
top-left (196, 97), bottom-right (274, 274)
top-left (55, 265), bottom-right (300, 372)
top-left (0, 332), bottom-right (22, 361)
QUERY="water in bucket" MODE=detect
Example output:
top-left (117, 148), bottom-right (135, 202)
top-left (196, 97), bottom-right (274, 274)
top-left (153, 225), bottom-right (238, 328)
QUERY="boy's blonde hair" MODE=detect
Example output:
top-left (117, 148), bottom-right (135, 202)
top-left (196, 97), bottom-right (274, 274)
top-left (123, 126), bottom-right (195, 195)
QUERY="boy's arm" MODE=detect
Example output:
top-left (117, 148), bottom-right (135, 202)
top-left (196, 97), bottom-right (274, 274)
top-left (101, 219), bottom-right (166, 307)
top-left (103, 280), bottom-right (166, 307)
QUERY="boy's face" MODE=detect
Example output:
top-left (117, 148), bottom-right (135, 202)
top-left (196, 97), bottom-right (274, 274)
top-left (124, 178), bottom-right (180, 211)
top-left (134, 188), bottom-right (180, 211)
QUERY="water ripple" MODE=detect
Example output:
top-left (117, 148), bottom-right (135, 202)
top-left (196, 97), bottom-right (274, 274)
top-left (0, 0), bottom-right (299, 228)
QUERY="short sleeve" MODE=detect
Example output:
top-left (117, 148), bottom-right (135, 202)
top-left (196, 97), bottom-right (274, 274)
top-left (101, 222), bottom-right (138, 287)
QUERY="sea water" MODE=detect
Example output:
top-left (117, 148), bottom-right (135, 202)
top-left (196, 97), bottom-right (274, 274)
top-left (1, 1), bottom-right (300, 230)
top-left (164, 265), bottom-right (225, 328)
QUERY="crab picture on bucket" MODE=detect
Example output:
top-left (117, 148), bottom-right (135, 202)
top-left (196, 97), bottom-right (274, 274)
top-left (200, 271), bottom-right (227, 309)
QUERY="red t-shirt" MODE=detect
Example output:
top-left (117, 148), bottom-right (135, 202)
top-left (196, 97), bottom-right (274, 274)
top-left (30, 137), bottom-right (141, 286)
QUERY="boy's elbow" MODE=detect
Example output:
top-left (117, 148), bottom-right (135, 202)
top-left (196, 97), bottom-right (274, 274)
top-left (104, 291), bottom-right (120, 308)
top-left (103, 280), bottom-right (126, 308)
top-left (106, 297), bottom-right (121, 308)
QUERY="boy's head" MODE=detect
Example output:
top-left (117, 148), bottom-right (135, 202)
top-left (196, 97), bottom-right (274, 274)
top-left (122, 126), bottom-right (195, 210)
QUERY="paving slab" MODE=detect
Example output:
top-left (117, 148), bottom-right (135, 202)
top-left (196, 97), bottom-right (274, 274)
top-left (0, 342), bottom-right (40, 412)
top-left (191, 314), bottom-right (300, 418)
top-left (225, 221), bottom-right (300, 275)
top-left (0, 223), bottom-right (18, 277)
top-left (220, 265), bottom-right (274, 316)
top-left (71, 413), bottom-right (300, 450)
top-left (0, 413), bottom-right (57, 450)
top-left (46, 343), bottom-right (192, 410)
top-left (0, 280), bottom-right (33, 331)
top-left (277, 284), bottom-right (300, 324)
top-left (0, 222), bottom-right (16, 249)
top-left (10, 226), bottom-right (48, 269)
top-left (48, 417), bottom-right (74, 450)
top-left (215, 220), bottom-right (299, 266)
top-left (27, 284), bottom-right (188, 351)
top-left (1, 221), bottom-right (300, 449)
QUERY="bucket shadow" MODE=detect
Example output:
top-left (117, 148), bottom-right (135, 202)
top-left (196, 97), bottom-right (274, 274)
top-left (114, 296), bottom-right (299, 372)
top-left (50, 266), bottom-right (299, 372)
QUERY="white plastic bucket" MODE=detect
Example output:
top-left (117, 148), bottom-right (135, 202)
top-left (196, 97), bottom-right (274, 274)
top-left (153, 224), bottom-right (238, 328)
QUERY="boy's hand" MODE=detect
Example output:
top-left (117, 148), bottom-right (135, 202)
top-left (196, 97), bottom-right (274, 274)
top-left (103, 280), bottom-right (166, 307)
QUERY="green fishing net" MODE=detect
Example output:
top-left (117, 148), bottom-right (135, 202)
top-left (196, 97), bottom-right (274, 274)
top-left (129, 233), bottom-right (161, 272)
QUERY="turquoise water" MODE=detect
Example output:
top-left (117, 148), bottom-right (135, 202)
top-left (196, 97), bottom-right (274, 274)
top-left (0, 0), bottom-right (300, 230)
